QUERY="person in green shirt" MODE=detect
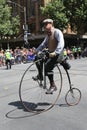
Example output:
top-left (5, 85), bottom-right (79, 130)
top-left (77, 46), bottom-right (82, 58)
top-left (72, 46), bottom-right (77, 59)
top-left (5, 49), bottom-right (12, 69)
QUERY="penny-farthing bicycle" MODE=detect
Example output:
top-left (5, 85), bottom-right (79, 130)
top-left (19, 51), bottom-right (81, 114)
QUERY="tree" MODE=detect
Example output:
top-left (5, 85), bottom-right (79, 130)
top-left (0, 0), bottom-right (20, 39)
top-left (63, 0), bottom-right (87, 34)
top-left (41, 0), bottom-right (68, 31)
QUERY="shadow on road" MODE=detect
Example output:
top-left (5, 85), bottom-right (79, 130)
top-left (5, 101), bottom-right (38, 119)
top-left (6, 100), bottom-right (69, 119)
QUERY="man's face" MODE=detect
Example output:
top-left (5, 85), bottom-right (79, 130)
top-left (44, 23), bottom-right (52, 32)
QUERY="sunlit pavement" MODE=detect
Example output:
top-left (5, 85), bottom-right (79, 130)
top-left (0, 58), bottom-right (87, 130)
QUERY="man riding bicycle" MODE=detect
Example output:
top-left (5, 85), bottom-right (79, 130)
top-left (33, 18), bottom-right (64, 94)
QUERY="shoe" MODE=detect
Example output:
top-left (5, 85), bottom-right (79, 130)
top-left (46, 82), bottom-right (57, 94)
top-left (46, 87), bottom-right (57, 94)
top-left (32, 75), bottom-right (43, 81)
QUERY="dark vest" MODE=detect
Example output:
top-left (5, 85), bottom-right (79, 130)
top-left (48, 29), bottom-right (58, 52)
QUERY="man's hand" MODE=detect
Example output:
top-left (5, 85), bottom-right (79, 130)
top-left (43, 48), bottom-right (48, 51)
top-left (49, 52), bottom-right (56, 57)
top-left (32, 47), bottom-right (37, 54)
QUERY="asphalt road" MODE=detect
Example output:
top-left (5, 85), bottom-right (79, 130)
top-left (0, 58), bottom-right (87, 130)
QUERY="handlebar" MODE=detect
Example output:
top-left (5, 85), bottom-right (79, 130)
top-left (37, 49), bottom-right (49, 60)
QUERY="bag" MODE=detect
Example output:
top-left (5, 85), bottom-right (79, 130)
top-left (61, 60), bottom-right (71, 70)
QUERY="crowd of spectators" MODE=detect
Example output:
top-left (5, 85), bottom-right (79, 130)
top-left (63, 46), bottom-right (82, 60)
top-left (0, 46), bottom-right (86, 67)
top-left (0, 47), bottom-right (35, 67)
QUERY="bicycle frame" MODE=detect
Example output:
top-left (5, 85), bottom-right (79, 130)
top-left (64, 68), bottom-right (73, 90)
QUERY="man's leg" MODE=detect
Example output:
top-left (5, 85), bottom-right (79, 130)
top-left (35, 60), bottom-right (43, 80)
top-left (45, 56), bottom-right (58, 94)
top-left (33, 56), bottom-right (43, 81)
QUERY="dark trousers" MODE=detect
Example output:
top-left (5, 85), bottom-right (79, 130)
top-left (6, 59), bottom-right (11, 69)
top-left (35, 55), bottom-right (58, 83)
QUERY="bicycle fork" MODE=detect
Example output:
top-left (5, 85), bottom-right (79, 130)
top-left (65, 68), bottom-right (75, 97)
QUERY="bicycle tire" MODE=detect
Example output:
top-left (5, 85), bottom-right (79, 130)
top-left (65, 88), bottom-right (81, 106)
top-left (19, 61), bottom-right (62, 114)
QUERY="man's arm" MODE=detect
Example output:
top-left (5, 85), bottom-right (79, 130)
top-left (54, 29), bottom-right (64, 55)
top-left (36, 36), bottom-right (48, 52)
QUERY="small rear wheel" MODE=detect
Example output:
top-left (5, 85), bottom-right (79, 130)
top-left (65, 88), bottom-right (81, 106)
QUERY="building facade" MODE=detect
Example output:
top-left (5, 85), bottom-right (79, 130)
top-left (6, 0), bottom-right (87, 50)
top-left (8, 0), bottom-right (52, 35)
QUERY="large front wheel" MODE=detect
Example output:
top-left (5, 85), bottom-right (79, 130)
top-left (19, 62), bottom-right (62, 114)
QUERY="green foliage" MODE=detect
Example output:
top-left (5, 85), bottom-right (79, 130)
top-left (41, 0), bottom-right (87, 34)
top-left (63, 0), bottom-right (87, 33)
top-left (41, 0), bottom-right (68, 30)
top-left (0, 0), bottom-right (20, 38)
top-left (0, 0), bottom-right (6, 5)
